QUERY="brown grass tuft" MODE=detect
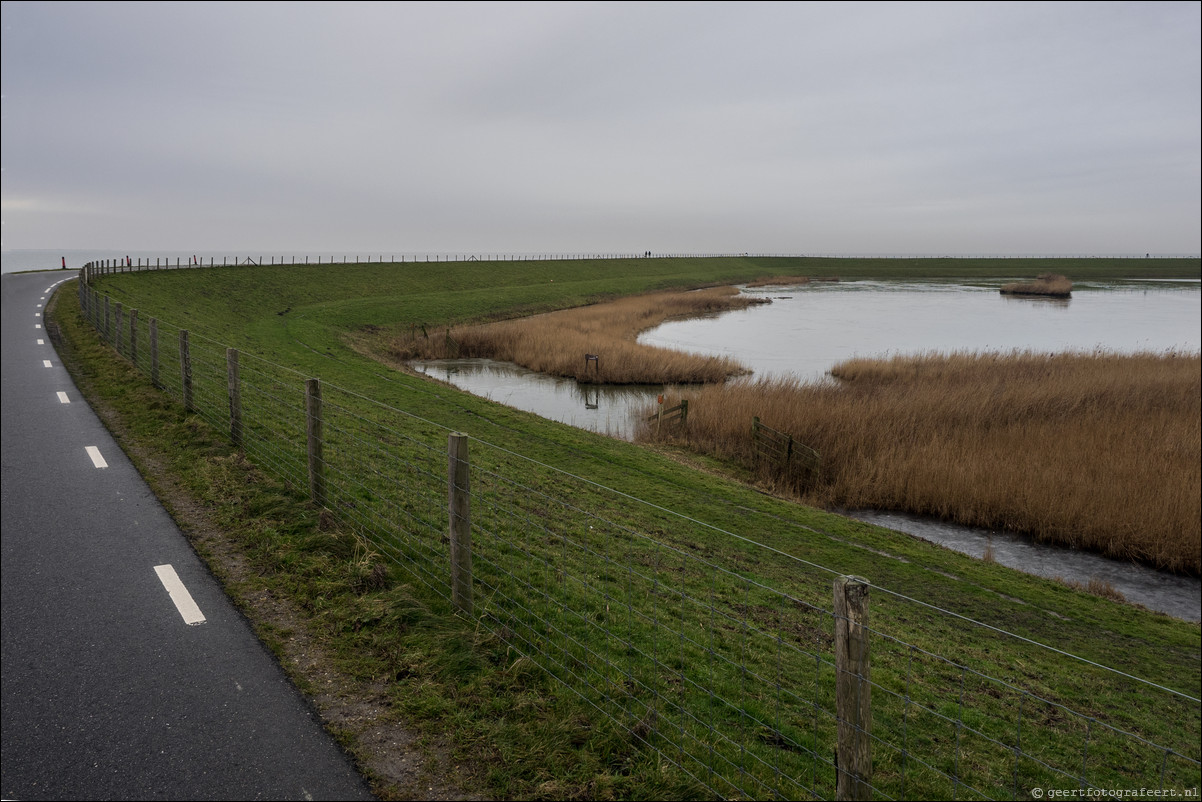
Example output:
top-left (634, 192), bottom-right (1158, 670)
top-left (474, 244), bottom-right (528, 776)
top-left (1054, 576), bottom-right (1129, 603)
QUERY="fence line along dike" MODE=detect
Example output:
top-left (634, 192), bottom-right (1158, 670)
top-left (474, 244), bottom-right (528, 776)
top-left (67, 257), bottom-right (1201, 800)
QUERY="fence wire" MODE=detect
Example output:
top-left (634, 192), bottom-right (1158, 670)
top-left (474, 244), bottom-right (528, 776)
top-left (77, 275), bottom-right (1201, 800)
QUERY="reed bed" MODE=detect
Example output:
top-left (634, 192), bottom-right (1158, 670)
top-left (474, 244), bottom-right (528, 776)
top-left (638, 349), bottom-right (1201, 574)
top-left (386, 286), bottom-right (763, 384)
top-left (1000, 272), bottom-right (1073, 296)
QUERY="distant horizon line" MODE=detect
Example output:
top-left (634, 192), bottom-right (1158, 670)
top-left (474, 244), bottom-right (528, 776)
top-left (4, 247), bottom-right (1200, 259)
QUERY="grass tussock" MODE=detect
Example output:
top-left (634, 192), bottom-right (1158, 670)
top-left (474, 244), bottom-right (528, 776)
top-left (638, 349), bottom-right (1201, 574)
top-left (1000, 273), bottom-right (1073, 297)
top-left (386, 286), bottom-right (763, 384)
top-left (1055, 576), bottom-right (1129, 603)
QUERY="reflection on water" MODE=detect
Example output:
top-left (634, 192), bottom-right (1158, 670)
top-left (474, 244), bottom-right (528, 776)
top-left (846, 509), bottom-right (1201, 622)
top-left (409, 279), bottom-right (1201, 621)
top-left (410, 358), bottom-right (662, 439)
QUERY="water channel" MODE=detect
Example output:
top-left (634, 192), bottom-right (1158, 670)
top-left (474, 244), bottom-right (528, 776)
top-left (411, 278), bottom-right (1202, 620)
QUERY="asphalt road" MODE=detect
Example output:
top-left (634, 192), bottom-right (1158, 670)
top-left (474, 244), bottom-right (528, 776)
top-left (1, 270), bottom-right (375, 800)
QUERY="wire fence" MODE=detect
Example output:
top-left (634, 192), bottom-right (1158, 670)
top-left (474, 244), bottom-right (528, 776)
top-left (76, 267), bottom-right (1201, 800)
top-left (76, 251), bottom-right (1200, 278)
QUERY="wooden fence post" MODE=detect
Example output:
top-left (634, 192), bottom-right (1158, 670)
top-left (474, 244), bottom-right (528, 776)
top-left (149, 318), bottom-right (160, 388)
top-left (226, 348), bottom-right (243, 449)
top-left (306, 378), bottom-right (326, 506)
top-left (179, 330), bottom-right (193, 412)
top-left (835, 575), bottom-right (872, 800)
top-left (129, 309), bottom-right (139, 366)
top-left (113, 303), bottom-right (124, 355)
top-left (103, 295), bottom-right (111, 344)
top-left (448, 433), bottom-right (473, 615)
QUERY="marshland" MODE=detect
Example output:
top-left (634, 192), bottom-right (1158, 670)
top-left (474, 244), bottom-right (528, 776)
top-left (393, 274), bottom-right (1201, 576)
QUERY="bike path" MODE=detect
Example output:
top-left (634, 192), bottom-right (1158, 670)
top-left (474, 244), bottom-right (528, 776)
top-left (1, 270), bottom-right (374, 800)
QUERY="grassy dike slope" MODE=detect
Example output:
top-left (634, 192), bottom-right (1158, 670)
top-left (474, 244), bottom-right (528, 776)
top-left (55, 256), bottom-right (1200, 800)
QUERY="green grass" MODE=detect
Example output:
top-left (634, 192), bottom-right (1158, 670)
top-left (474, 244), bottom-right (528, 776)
top-left (56, 256), bottom-right (1201, 800)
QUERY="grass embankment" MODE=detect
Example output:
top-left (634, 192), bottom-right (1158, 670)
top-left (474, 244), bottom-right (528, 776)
top-left (1000, 273), bottom-right (1073, 297)
top-left (384, 286), bottom-right (762, 383)
top-left (640, 349), bottom-right (1201, 574)
top-left (56, 256), bottom-right (1201, 799)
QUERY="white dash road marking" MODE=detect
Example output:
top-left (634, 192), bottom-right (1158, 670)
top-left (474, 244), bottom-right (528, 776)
top-left (57, 392), bottom-right (70, 404)
top-left (35, 323), bottom-right (42, 329)
top-left (85, 446), bottom-right (108, 468)
top-left (154, 565), bottom-right (206, 626)
top-left (43, 360), bottom-right (53, 368)
top-left (37, 338), bottom-right (45, 345)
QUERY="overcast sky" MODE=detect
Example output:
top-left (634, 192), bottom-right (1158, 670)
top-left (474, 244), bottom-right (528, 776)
top-left (2, 1), bottom-right (1199, 256)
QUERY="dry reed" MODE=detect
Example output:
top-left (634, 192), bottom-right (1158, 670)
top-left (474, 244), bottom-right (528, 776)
top-left (638, 349), bottom-right (1201, 574)
top-left (1000, 273), bottom-right (1073, 297)
top-left (387, 287), bottom-right (765, 384)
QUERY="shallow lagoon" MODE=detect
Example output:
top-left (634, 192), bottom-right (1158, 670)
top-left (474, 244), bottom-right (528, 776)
top-left (411, 278), bottom-right (1201, 620)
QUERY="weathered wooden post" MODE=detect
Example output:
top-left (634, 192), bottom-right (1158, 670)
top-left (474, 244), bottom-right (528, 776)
top-left (835, 575), bottom-right (872, 800)
top-left (306, 378), bottom-right (326, 506)
top-left (149, 318), bottom-right (160, 388)
top-left (448, 433), bottom-right (473, 615)
top-left (129, 309), bottom-right (139, 366)
top-left (103, 295), bottom-right (112, 344)
top-left (179, 330), bottom-right (193, 412)
top-left (114, 303), bottom-right (124, 355)
top-left (226, 348), bottom-right (243, 449)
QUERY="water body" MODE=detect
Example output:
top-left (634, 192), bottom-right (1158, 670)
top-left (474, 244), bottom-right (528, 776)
top-left (640, 278), bottom-right (1201, 382)
top-left (411, 358), bottom-right (661, 439)
top-left (412, 279), bottom-right (1201, 620)
top-left (846, 509), bottom-right (1200, 622)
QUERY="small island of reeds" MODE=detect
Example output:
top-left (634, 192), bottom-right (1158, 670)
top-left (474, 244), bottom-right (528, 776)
top-left (1000, 272), bottom-right (1073, 297)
